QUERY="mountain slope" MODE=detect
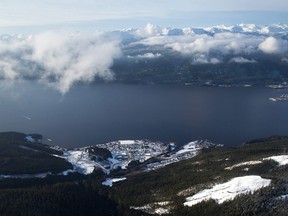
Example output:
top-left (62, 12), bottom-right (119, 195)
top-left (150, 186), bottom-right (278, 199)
top-left (0, 133), bottom-right (288, 215)
top-left (109, 136), bottom-right (288, 215)
top-left (0, 132), bottom-right (72, 175)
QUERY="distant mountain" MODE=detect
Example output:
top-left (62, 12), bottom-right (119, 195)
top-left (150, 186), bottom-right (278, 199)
top-left (1, 23), bottom-right (287, 44)
top-left (0, 23), bottom-right (287, 92)
top-left (117, 23), bottom-right (288, 37)
top-left (111, 23), bottom-right (288, 86)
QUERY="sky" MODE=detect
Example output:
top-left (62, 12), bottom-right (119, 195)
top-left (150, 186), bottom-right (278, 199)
top-left (0, 0), bottom-right (287, 33)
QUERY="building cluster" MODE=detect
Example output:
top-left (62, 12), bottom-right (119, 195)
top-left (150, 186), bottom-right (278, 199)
top-left (145, 140), bottom-right (222, 171)
top-left (97, 140), bottom-right (169, 163)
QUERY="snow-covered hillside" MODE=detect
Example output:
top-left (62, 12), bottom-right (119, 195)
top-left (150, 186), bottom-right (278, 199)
top-left (184, 175), bottom-right (271, 206)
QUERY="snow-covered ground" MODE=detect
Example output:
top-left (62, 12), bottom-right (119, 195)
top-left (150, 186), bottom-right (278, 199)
top-left (184, 175), bottom-right (271, 207)
top-left (225, 161), bottom-right (262, 170)
top-left (62, 150), bottom-right (108, 175)
top-left (263, 155), bottom-right (288, 166)
top-left (102, 177), bottom-right (127, 187)
top-left (146, 140), bottom-right (221, 171)
top-left (56, 148), bottom-right (130, 175)
top-left (276, 194), bottom-right (288, 200)
top-left (176, 141), bottom-right (200, 155)
top-left (225, 155), bottom-right (288, 171)
top-left (154, 208), bottom-right (170, 215)
top-left (25, 136), bottom-right (35, 142)
top-left (131, 201), bottom-right (171, 215)
top-left (118, 140), bottom-right (135, 145)
top-left (108, 157), bottom-right (124, 169)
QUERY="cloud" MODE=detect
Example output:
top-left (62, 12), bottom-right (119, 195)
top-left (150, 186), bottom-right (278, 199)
top-left (258, 37), bottom-right (288, 54)
top-left (192, 55), bottom-right (221, 65)
top-left (131, 27), bottom-right (288, 65)
top-left (167, 33), bottom-right (264, 55)
top-left (135, 30), bottom-right (288, 59)
top-left (229, 57), bottom-right (257, 64)
top-left (136, 32), bottom-right (264, 56)
top-left (0, 25), bottom-right (287, 88)
top-left (0, 31), bottom-right (122, 94)
top-left (136, 23), bottom-right (162, 37)
top-left (128, 52), bottom-right (162, 58)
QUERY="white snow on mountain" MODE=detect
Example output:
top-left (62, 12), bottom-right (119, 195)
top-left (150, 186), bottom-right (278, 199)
top-left (118, 140), bottom-right (136, 145)
top-left (176, 141), bottom-right (201, 155)
top-left (1, 23), bottom-right (287, 44)
top-left (224, 154), bottom-right (288, 171)
top-left (225, 161), bottom-right (262, 170)
top-left (263, 155), bottom-right (288, 166)
top-left (184, 175), bottom-right (271, 207)
top-left (25, 136), bottom-right (35, 142)
top-left (62, 150), bottom-right (102, 175)
top-left (129, 23), bottom-right (288, 38)
top-left (102, 177), bottom-right (127, 187)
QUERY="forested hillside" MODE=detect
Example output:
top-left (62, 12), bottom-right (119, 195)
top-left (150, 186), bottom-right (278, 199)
top-left (0, 133), bottom-right (288, 215)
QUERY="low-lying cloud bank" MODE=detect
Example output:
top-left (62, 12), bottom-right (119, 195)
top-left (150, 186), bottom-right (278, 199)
top-left (0, 31), bottom-right (122, 94)
top-left (0, 23), bottom-right (287, 93)
top-left (135, 32), bottom-right (288, 56)
top-left (130, 23), bottom-right (288, 64)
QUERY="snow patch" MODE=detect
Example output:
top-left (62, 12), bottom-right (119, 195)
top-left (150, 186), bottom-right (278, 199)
top-left (276, 194), bottom-right (288, 200)
top-left (155, 208), bottom-right (170, 215)
top-left (176, 141), bottom-right (200, 155)
top-left (225, 155), bottom-right (288, 171)
top-left (19, 145), bottom-right (39, 152)
top-left (118, 140), bottom-right (135, 145)
top-left (264, 155), bottom-right (288, 166)
top-left (102, 177), bottom-right (127, 187)
top-left (225, 160), bottom-right (262, 170)
top-left (25, 136), bottom-right (35, 142)
top-left (63, 150), bottom-right (108, 175)
top-left (131, 201), bottom-right (171, 215)
top-left (184, 175), bottom-right (271, 206)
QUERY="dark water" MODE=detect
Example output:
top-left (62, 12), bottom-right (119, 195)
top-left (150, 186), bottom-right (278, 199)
top-left (0, 81), bottom-right (287, 148)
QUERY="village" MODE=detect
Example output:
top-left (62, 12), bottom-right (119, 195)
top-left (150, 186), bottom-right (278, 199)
top-left (97, 140), bottom-right (170, 165)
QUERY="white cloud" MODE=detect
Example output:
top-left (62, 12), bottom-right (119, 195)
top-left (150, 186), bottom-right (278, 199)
top-left (169, 33), bottom-right (264, 55)
top-left (137, 32), bottom-right (264, 56)
top-left (128, 53), bottom-right (162, 59)
top-left (258, 37), bottom-right (288, 54)
top-left (0, 58), bottom-right (18, 80)
top-left (136, 23), bottom-right (162, 37)
top-left (134, 29), bottom-right (288, 62)
top-left (0, 31), bottom-right (122, 94)
top-left (229, 57), bottom-right (257, 64)
top-left (0, 25), bottom-right (287, 88)
top-left (192, 55), bottom-right (221, 64)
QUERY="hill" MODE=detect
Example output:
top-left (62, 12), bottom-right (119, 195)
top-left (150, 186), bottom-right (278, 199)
top-left (0, 133), bottom-right (288, 215)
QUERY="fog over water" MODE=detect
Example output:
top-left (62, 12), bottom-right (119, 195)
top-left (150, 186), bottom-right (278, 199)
top-left (0, 81), bottom-right (287, 148)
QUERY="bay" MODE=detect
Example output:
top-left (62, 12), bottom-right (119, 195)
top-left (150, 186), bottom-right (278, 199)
top-left (0, 81), bottom-right (287, 148)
